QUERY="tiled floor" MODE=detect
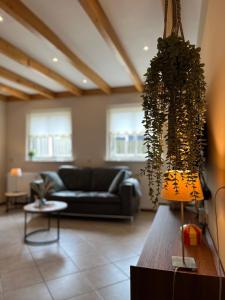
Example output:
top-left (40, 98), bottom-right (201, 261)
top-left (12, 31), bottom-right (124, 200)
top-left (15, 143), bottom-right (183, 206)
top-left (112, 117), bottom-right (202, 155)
top-left (0, 206), bottom-right (154, 300)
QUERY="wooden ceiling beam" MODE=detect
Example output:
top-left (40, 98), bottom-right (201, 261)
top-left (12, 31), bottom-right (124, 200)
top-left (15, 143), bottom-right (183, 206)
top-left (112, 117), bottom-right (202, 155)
top-left (0, 66), bottom-right (55, 99)
top-left (0, 38), bottom-right (81, 96)
top-left (79, 0), bottom-right (143, 92)
top-left (0, 94), bottom-right (6, 101)
top-left (0, 83), bottom-right (30, 100)
top-left (0, 0), bottom-right (111, 94)
top-left (7, 85), bottom-right (140, 101)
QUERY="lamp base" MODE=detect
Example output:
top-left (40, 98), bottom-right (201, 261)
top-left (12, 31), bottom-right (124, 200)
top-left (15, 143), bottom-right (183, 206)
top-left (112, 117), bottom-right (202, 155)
top-left (172, 256), bottom-right (197, 271)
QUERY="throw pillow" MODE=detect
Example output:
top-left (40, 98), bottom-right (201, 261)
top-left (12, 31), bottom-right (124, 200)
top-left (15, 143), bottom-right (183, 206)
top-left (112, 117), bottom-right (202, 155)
top-left (40, 171), bottom-right (66, 192)
top-left (108, 170), bottom-right (126, 194)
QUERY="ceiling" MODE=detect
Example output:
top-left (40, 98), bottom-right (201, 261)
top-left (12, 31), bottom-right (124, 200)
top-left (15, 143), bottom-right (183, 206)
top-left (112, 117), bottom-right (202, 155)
top-left (0, 0), bottom-right (204, 100)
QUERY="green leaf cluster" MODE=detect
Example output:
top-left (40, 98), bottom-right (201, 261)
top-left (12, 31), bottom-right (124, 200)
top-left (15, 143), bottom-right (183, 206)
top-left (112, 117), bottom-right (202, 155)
top-left (142, 34), bottom-right (206, 208)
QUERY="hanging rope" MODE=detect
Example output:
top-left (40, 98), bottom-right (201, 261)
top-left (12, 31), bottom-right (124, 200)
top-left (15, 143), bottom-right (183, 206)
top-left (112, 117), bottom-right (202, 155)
top-left (176, 0), bottom-right (184, 39)
top-left (163, 0), bottom-right (184, 39)
top-left (163, 0), bottom-right (168, 38)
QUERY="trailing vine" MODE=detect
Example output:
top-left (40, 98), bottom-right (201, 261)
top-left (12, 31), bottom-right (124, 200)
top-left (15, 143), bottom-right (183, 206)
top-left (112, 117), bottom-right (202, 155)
top-left (142, 0), bottom-right (206, 208)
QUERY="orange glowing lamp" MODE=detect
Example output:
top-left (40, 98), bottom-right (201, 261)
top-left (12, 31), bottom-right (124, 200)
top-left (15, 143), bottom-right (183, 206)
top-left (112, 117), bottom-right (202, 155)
top-left (161, 170), bottom-right (204, 270)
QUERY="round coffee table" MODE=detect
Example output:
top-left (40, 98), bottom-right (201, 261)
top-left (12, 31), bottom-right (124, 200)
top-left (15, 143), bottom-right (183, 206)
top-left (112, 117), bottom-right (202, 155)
top-left (23, 201), bottom-right (68, 245)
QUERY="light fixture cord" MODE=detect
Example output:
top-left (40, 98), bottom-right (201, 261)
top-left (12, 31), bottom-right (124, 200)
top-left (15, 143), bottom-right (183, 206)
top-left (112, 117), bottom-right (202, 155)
top-left (172, 267), bottom-right (179, 300)
top-left (214, 186), bottom-right (225, 300)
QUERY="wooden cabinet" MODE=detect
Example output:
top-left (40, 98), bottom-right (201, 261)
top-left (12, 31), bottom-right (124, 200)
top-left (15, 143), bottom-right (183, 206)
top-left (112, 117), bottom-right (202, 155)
top-left (131, 205), bottom-right (225, 300)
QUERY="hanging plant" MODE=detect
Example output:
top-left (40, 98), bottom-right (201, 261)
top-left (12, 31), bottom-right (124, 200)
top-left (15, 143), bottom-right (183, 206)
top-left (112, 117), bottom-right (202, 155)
top-left (142, 0), bottom-right (206, 208)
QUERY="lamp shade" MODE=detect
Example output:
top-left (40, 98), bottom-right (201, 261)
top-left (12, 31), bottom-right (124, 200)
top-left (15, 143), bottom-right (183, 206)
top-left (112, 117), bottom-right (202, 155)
top-left (161, 170), bottom-right (204, 202)
top-left (10, 168), bottom-right (22, 177)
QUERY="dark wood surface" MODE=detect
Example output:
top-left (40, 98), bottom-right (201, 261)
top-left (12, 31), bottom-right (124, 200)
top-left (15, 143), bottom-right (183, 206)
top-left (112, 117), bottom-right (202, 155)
top-left (131, 205), bottom-right (225, 300)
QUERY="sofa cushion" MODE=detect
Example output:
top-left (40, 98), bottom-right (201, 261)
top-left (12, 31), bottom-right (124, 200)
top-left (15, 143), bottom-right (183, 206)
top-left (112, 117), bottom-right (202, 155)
top-left (49, 191), bottom-right (120, 204)
top-left (40, 171), bottom-right (66, 192)
top-left (58, 167), bottom-right (92, 191)
top-left (108, 170), bottom-right (127, 194)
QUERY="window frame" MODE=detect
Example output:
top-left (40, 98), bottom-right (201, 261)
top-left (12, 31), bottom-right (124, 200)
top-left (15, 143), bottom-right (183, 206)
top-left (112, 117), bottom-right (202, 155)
top-left (106, 104), bottom-right (145, 162)
top-left (26, 108), bottom-right (74, 162)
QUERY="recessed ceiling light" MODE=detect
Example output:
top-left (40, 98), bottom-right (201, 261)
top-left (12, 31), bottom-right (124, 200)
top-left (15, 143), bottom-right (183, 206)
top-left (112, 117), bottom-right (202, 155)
top-left (143, 46), bottom-right (149, 51)
top-left (52, 57), bottom-right (58, 62)
top-left (0, 16), bottom-right (4, 22)
top-left (82, 79), bottom-right (87, 84)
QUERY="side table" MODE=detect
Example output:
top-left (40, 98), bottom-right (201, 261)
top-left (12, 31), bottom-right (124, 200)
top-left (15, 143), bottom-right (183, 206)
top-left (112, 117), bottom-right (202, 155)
top-left (5, 192), bottom-right (28, 212)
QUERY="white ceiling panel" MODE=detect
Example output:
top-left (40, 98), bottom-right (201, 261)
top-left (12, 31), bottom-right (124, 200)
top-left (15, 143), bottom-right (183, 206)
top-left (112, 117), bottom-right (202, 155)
top-left (0, 0), bottom-right (204, 95)
top-left (0, 54), bottom-right (65, 92)
top-left (22, 0), bottom-right (133, 87)
top-left (99, 0), bottom-right (164, 81)
top-left (0, 8), bottom-right (94, 90)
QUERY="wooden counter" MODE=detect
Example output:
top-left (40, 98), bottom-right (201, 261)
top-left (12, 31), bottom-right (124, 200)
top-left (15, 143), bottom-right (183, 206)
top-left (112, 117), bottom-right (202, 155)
top-left (131, 205), bottom-right (225, 300)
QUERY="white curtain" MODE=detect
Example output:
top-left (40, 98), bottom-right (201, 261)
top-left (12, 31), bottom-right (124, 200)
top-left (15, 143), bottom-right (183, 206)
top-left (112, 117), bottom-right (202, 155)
top-left (109, 106), bottom-right (144, 134)
top-left (28, 110), bottom-right (72, 136)
top-left (27, 109), bottom-right (72, 160)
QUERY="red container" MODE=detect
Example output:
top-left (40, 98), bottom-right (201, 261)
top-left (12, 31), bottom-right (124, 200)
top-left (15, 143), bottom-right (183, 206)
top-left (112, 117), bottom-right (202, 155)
top-left (183, 224), bottom-right (202, 246)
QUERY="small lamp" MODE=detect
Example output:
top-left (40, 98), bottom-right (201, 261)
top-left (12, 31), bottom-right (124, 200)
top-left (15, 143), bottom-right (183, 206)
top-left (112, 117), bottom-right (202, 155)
top-left (161, 170), bottom-right (204, 270)
top-left (10, 168), bottom-right (22, 177)
top-left (10, 168), bottom-right (22, 192)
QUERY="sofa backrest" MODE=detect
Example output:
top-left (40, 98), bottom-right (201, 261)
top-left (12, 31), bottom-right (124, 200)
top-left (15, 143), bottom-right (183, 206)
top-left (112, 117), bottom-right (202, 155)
top-left (58, 167), bottom-right (92, 191)
top-left (58, 166), bottom-right (131, 192)
top-left (91, 168), bottom-right (121, 191)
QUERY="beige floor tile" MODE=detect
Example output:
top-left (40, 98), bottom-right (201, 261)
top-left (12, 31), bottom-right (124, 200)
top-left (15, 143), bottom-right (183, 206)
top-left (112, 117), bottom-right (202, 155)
top-left (0, 294), bottom-right (3, 300)
top-left (59, 229), bottom-right (84, 243)
top-left (100, 245), bottom-right (137, 262)
top-left (98, 280), bottom-right (130, 300)
top-left (68, 291), bottom-right (102, 300)
top-left (0, 242), bottom-right (29, 260)
top-left (28, 242), bottom-right (64, 253)
top-left (38, 257), bottom-right (79, 280)
top-left (1, 209), bottom-right (153, 300)
top-left (1, 266), bottom-right (43, 292)
top-left (82, 264), bottom-right (127, 289)
top-left (3, 283), bottom-right (52, 300)
top-left (31, 246), bottom-right (69, 266)
top-left (46, 272), bottom-right (93, 300)
top-left (70, 252), bottom-right (110, 271)
top-left (62, 240), bottom-right (98, 257)
top-left (0, 253), bottom-right (35, 275)
top-left (114, 256), bottom-right (139, 277)
top-left (0, 279), bottom-right (2, 294)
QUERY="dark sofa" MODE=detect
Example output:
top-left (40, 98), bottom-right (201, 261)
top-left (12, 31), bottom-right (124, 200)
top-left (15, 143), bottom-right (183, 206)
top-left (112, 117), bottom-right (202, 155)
top-left (31, 166), bottom-right (141, 221)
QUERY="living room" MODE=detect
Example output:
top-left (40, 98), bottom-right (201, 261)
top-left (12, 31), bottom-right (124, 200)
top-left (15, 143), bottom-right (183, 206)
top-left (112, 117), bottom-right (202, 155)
top-left (0, 0), bottom-right (225, 300)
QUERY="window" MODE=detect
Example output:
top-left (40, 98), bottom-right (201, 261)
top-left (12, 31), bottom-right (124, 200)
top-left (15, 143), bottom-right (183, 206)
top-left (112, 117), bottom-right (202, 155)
top-left (26, 109), bottom-right (73, 161)
top-left (107, 105), bottom-right (145, 161)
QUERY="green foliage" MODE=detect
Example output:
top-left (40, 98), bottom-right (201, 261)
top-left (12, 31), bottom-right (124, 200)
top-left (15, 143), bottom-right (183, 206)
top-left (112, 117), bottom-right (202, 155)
top-left (28, 150), bottom-right (35, 159)
top-left (142, 34), bottom-right (206, 208)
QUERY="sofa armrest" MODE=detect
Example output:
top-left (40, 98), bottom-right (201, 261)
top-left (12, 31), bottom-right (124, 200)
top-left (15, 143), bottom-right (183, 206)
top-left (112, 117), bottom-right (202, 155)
top-left (119, 178), bottom-right (141, 216)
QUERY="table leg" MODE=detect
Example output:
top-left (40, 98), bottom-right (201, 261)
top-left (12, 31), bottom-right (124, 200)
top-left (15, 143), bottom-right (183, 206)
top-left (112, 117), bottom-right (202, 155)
top-left (57, 213), bottom-right (60, 241)
top-left (48, 214), bottom-right (51, 230)
top-left (24, 212), bottom-right (27, 242)
top-left (6, 196), bottom-right (8, 213)
top-left (24, 212), bottom-right (61, 245)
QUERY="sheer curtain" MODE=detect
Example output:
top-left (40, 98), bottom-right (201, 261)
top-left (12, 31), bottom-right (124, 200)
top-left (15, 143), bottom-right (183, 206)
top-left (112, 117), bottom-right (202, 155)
top-left (27, 110), bottom-right (73, 161)
top-left (107, 105), bottom-right (145, 160)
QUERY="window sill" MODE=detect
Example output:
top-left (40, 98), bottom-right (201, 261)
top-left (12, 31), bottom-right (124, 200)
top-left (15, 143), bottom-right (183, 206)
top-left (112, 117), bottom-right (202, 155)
top-left (25, 159), bottom-right (75, 163)
top-left (105, 158), bottom-right (145, 163)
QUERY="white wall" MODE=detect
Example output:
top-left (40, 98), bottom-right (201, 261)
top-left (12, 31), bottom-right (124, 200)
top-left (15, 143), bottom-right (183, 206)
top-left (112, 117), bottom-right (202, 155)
top-left (0, 100), bottom-right (6, 202)
top-left (6, 92), bottom-right (152, 209)
top-left (200, 0), bottom-right (225, 269)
